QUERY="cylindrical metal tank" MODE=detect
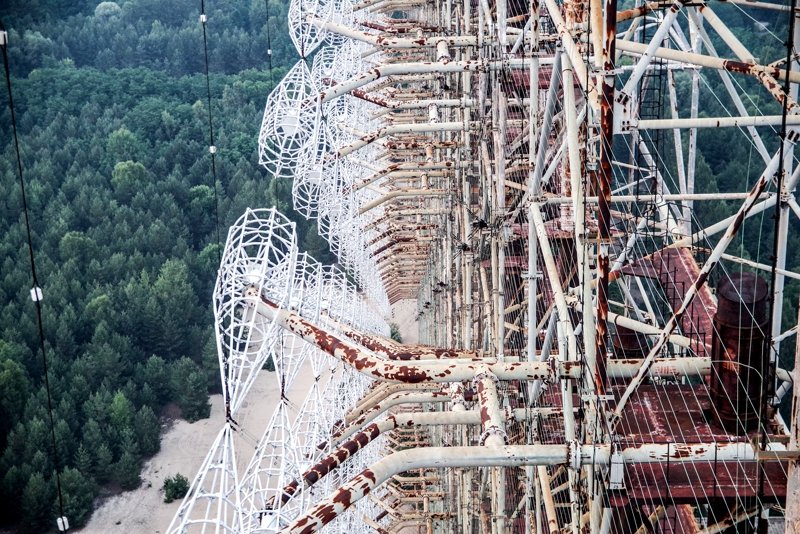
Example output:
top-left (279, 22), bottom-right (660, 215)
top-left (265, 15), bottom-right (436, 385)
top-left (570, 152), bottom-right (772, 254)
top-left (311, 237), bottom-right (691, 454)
top-left (610, 323), bottom-right (649, 359)
top-left (709, 272), bottom-right (769, 434)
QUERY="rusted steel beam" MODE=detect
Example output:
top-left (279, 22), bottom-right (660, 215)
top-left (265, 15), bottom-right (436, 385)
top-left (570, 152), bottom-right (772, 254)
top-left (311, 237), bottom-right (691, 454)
top-left (274, 411), bottom-right (481, 506)
top-left (367, 224), bottom-right (438, 246)
top-left (594, 0), bottom-right (618, 397)
top-left (616, 1), bottom-right (669, 21)
top-left (255, 290), bottom-right (713, 387)
top-left (251, 292), bottom-right (555, 382)
top-left (615, 39), bottom-right (800, 85)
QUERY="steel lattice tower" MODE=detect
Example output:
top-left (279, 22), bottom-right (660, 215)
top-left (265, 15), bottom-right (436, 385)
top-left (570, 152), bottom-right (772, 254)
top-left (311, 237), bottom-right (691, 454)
top-left (170, 0), bottom-right (800, 532)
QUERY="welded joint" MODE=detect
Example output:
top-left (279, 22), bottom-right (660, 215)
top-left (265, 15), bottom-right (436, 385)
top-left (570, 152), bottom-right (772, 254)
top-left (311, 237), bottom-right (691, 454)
top-left (472, 368), bottom-right (500, 389)
top-left (243, 285), bottom-right (260, 309)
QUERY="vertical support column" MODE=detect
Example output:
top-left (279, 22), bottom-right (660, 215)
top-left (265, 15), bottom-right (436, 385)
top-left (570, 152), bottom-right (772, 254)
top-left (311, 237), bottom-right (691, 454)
top-left (475, 368), bottom-right (507, 533)
top-left (770, 8), bottom-right (800, 396)
top-left (496, 90), bottom-right (507, 359)
top-left (594, 0), bottom-right (617, 398)
top-left (686, 9), bottom-right (702, 232)
top-left (446, 196), bottom-right (455, 349)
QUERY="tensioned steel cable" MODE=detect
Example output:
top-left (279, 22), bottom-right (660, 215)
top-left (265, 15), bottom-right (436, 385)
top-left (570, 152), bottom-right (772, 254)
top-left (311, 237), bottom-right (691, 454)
top-left (0, 21), bottom-right (67, 530)
top-left (199, 0), bottom-right (222, 264)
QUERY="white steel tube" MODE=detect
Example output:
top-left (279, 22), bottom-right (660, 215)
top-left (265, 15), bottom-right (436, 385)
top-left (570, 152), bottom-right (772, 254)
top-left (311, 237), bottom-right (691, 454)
top-left (636, 114), bottom-right (800, 129)
top-left (319, 58), bottom-right (547, 104)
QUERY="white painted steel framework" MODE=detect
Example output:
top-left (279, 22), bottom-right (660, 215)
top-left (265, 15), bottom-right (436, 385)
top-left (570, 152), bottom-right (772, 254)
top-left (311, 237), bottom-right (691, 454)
top-left (171, 0), bottom-right (800, 532)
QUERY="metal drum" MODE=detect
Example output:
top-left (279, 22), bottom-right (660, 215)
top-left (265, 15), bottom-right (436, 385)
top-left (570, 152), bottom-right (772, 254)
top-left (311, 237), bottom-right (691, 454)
top-left (709, 272), bottom-right (769, 434)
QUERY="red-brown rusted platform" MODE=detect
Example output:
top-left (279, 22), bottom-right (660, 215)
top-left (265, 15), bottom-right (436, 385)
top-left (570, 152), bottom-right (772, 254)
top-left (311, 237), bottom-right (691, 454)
top-left (614, 385), bottom-right (786, 506)
top-left (536, 384), bottom-right (787, 516)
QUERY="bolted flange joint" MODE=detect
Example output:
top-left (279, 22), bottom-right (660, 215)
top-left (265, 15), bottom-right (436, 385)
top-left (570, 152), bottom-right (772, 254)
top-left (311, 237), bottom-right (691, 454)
top-left (479, 425), bottom-right (509, 446)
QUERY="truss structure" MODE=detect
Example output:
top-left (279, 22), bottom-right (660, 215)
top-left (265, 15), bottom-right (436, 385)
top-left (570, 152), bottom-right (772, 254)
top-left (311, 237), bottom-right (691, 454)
top-left (171, 0), bottom-right (800, 531)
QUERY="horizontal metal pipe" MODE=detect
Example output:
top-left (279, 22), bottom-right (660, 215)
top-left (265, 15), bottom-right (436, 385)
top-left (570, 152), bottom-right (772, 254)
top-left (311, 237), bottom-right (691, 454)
top-left (319, 58), bottom-right (547, 103)
top-left (322, 315), bottom-right (480, 360)
top-left (358, 189), bottom-right (449, 215)
top-left (276, 411), bottom-right (482, 506)
top-left (346, 383), bottom-right (440, 423)
top-left (607, 311), bottom-right (693, 349)
top-left (254, 291), bottom-right (715, 384)
top-left (337, 122), bottom-right (469, 157)
top-left (544, 192), bottom-right (770, 204)
top-left (636, 114), bottom-right (800, 129)
top-left (311, 17), bottom-right (480, 48)
top-left (282, 442), bottom-right (763, 533)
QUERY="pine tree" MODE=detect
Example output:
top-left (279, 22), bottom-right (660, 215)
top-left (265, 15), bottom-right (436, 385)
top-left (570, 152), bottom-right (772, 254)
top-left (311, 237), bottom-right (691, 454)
top-left (135, 406), bottom-right (160, 457)
top-left (20, 473), bottom-right (54, 534)
top-left (181, 371), bottom-right (210, 423)
top-left (162, 473), bottom-right (189, 503)
top-left (74, 443), bottom-right (93, 476)
top-left (115, 451), bottom-right (141, 490)
top-left (94, 443), bottom-right (114, 484)
top-left (58, 467), bottom-right (97, 528)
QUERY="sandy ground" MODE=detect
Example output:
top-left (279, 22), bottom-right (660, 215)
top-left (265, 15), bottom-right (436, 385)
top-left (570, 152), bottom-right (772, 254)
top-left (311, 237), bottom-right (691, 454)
top-left (79, 363), bottom-right (313, 534)
top-left (390, 299), bottom-right (419, 345)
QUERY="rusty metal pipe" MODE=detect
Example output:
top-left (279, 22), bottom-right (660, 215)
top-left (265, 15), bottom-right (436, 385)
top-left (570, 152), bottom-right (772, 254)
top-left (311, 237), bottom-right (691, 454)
top-left (254, 290), bottom-right (713, 386)
top-left (280, 442), bottom-right (763, 533)
top-left (322, 312), bottom-right (480, 360)
top-left (615, 38), bottom-right (800, 85)
top-left (277, 411), bottom-right (481, 506)
top-left (319, 58), bottom-right (544, 104)
top-left (346, 383), bottom-right (441, 423)
top-left (474, 368), bottom-right (507, 447)
top-left (334, 392), bottom-right (453, 445)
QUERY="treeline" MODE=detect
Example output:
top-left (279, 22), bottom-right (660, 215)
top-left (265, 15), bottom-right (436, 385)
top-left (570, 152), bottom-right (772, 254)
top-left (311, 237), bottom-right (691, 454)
top-left (0, 1), bottom-right (328, 532)
top-left (2, 0), bottom-right (297, 77)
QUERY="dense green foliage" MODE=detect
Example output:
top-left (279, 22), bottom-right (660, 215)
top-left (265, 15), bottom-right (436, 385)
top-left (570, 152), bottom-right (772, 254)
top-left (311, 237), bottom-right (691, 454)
top-left (163, 473), bottom-right (189, 503)
top-left (0, 0), bottom-right (329, 531)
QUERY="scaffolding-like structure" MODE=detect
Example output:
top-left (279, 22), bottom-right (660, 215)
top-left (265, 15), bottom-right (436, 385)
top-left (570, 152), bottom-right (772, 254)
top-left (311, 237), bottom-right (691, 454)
top-left (170, 0), bottom-right (800, 531)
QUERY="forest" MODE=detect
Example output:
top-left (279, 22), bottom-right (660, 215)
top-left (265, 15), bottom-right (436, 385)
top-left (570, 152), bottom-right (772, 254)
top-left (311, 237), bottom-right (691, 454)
top-left (0, 1), bottom-right (327, 531)
top-left (0, 0), bottom-right (797, 532)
